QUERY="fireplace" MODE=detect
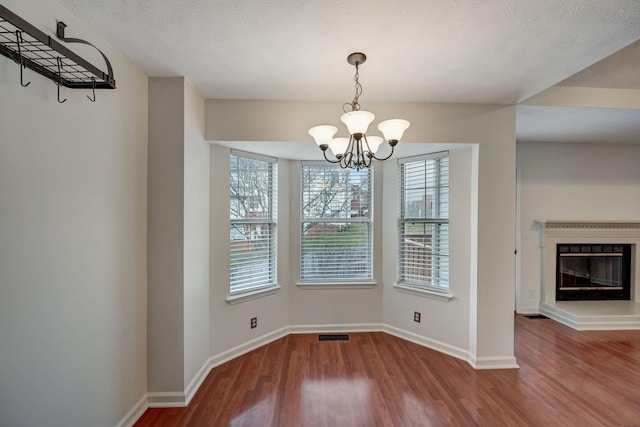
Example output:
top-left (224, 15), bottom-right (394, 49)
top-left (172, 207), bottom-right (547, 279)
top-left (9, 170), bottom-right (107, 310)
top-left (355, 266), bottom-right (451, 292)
top-left (534, 221), bottom-right (640, 329)
top-left (535, 220), bottom-right (640, 308)
top-left (556, 244), bottom-right (631, 301)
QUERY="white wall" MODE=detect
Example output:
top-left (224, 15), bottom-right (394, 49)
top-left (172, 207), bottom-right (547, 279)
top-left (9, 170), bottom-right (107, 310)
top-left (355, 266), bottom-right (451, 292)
top-left (0, 0), bottom-right (148, 425)
top-left (382, 146), bottom-right (474, 356)
top-left (209, 145), bottom-right (291, 357)
top-left (205, 100), bottom-right (517, 367)
top-left (287, 161), bottom-right (384, 328)
top-left (517, 142), bottom-right (640, 313)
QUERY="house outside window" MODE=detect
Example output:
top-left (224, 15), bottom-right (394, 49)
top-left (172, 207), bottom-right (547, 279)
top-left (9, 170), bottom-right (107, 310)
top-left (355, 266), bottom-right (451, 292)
top-left (300, 163), bottom-right (373, 282)
top-left (398, 152), bottom-right (449, 290)
top-left (229, 151), bottom-right (277, 294)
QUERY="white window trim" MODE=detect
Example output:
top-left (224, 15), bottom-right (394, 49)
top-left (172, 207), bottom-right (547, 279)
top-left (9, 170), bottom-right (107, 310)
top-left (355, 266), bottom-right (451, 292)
top-left (229, 151), bottom-right (278, 295)
top-left (299, 162), bottom-right (374, 283)
top-left (398, 151), bottom-right (450, 291)
top-left (296, 281), bottom-right (377, 289)
top-left (227, 284), bottom-right (282, 305)
top-left (392, 282), bottom-right (454, 302)
top-left (397, 150), bottom-right (449, 164)
top-left (230, 148), bottom-right (277, 163)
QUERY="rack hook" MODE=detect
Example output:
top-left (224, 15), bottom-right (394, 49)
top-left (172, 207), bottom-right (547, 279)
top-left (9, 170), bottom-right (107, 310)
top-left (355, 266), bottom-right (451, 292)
top-left (87, 77), bottom-right (96, 102)
top-left (56, 57), bottom-right (67, 103)
top-left (15, 30), bottom-right (31, 87)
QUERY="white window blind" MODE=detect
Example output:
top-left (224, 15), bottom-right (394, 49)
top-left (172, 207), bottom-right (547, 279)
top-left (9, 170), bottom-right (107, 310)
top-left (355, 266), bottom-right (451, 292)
top-left (300, 164), bottom-right (373, 281)
top-left (229, 151), bottom-right (277, 293)
top-left (399, 152), bottom-right (449, 290)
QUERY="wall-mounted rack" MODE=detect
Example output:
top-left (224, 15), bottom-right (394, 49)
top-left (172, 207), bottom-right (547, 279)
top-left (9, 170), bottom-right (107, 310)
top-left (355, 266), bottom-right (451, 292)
top-left (0, 4), bottom-right (115, 102)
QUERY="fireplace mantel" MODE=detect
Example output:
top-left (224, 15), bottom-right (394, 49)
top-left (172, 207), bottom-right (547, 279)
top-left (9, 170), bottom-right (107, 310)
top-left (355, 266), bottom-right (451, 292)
top-left (536, 220), bottom-right (640, 230)
top-left (535, 220), bottom-right (640, 329)
top-left (535, 221), bottom-right (640, 248)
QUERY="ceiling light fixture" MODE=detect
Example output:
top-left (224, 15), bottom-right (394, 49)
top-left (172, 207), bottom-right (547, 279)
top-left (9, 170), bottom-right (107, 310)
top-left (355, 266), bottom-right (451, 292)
top-left (308, 52), bottom-right (409, 170)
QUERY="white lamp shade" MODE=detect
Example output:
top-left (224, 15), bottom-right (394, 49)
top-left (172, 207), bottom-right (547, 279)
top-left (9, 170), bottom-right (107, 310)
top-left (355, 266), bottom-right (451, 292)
top-left (363, 136), bottom-right (383, 154)
top-left (308, 125), bottom-right (338, 146)
top-left (329, 137), bottom-right (350, 157)
top-left (377, 119), bottom-right (410, 141)
top-left (341, 110), bottom-right (375, 135)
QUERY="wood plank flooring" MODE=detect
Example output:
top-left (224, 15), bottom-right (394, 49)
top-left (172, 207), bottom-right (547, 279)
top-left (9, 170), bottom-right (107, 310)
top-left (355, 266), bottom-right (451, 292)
top-left (135, 315), bottom-right (640, 426)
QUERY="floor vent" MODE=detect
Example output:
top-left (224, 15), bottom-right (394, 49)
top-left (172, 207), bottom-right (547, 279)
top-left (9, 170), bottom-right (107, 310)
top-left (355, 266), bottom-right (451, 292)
top-left (319, 334), bottom-right (349, 341)
top-left (524, 314), bottom-right (549, 319)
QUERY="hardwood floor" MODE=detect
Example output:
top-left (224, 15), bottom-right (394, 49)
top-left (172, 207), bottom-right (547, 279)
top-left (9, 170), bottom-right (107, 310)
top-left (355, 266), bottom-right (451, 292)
top-left (135, 316), bottom-right (640, 426)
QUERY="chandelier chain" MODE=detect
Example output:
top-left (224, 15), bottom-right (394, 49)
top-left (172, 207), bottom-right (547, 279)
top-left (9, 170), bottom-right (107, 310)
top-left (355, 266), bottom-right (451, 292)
top-left (343, 62), bottom-right (363, 112)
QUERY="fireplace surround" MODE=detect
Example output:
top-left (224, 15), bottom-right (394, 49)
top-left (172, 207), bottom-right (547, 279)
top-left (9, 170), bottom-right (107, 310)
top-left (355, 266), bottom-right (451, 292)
top-left (536, 221), bottom-right (640, 309)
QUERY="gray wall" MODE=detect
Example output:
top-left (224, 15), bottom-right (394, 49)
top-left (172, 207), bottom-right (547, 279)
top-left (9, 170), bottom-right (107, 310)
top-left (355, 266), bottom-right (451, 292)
top-left (0, 0), bottom-right (148, 425)
top-left (147, 77), bottom-right (210, 400)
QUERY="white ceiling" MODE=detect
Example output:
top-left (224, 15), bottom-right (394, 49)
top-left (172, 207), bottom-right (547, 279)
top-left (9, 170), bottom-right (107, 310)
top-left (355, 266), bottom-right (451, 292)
top-left (517, 106), bottom-right (640, 145)
top-left (56, 0), bottom-right (640, 149)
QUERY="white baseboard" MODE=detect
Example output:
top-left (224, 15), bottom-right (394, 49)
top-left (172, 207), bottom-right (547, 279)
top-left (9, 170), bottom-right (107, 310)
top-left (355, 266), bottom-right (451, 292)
top-left (289, 323), bottom-right (383, 334)
top-left (517, 306), bottom-right (541, 315)
top-left (541, 303), bottom-right (640, 330)
top-left (383, 324), bottom-right (519, 370)
top-left (207, 326), bottom-right (290, 369)
top-left (382, 324), bottom-right (471, 363)
top-left (147, 391), bottom-right (186, 408)
top-left (115, 393), bottom-right (148, 427)
top-left (184, 353), bottom-right (215, 405)
top-left (147, 326), bottom-right (289, 410)
top-left (468, 355), bottom-right (520, 370)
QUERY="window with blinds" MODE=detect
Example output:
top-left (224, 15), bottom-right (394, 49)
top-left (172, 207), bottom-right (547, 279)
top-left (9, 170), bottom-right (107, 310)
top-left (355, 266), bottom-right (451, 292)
top-left (229, 151), bottom-right (277, 294)
top-left (300, 164), bottom-right (373, 282)
top-left (399, 152), bottom-right (449, 290)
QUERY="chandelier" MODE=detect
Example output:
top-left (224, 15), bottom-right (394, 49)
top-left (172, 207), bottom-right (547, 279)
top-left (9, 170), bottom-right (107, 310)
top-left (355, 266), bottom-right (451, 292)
top-left (308, 52), bottom-right (410, 170)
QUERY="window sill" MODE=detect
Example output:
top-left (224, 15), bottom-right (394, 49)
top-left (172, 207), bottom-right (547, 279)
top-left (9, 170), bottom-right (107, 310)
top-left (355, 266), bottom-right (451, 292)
top-left (227, 285), bottom-right (282, 305)
top-left (392, 283), bottom-right (454, 302)
top-left (296, 281), bottom-right (377, 290)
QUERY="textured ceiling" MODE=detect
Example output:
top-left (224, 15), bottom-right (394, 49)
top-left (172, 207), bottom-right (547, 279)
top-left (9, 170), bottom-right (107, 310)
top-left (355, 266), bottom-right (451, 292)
top-left (54, 0), bottom-right (640, 148)
top-left (517, 106), bottom-right (640, 144)
top-left (557, 40), bottom-right (640, 89)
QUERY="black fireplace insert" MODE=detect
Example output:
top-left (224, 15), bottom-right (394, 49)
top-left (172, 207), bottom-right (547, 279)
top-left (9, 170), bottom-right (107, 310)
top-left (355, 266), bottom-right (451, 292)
top-left (556, 244), bottom-right (631, 301)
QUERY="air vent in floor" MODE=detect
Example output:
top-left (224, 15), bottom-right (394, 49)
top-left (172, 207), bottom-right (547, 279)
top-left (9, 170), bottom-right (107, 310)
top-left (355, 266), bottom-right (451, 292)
top-left (318, 334), bottom-right (349, 341)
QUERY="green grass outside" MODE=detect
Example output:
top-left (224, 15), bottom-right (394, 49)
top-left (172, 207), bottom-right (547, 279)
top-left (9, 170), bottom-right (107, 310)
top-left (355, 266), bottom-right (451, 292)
top-left (302, 223), bottom-right (368, 253)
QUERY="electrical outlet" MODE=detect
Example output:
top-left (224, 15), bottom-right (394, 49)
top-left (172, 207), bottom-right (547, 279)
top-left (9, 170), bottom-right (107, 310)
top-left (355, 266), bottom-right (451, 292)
top-left (250, 317), bottom-right (257, 329)
top-left (414, 312), bottom-right (421, 323)
top-left (528, 290), bottom-right (535, 299)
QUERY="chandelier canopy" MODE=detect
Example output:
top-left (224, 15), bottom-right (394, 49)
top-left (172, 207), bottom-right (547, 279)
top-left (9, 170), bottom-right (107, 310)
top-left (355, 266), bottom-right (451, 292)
top-left (308, 52), bottom-right (409, 170)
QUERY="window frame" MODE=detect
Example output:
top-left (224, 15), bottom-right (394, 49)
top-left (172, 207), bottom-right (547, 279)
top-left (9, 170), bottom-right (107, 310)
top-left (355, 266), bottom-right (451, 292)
top-left (228, 150), bottom-right (278, 296)
top-left (299, 162), bottom-right (374, 284)
top-left (397, 151), bottom-right (450, 292)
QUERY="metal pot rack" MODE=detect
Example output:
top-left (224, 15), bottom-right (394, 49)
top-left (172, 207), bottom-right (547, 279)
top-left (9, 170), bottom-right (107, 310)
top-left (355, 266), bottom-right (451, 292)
top-left (0, 4), bottom-right (116, 103)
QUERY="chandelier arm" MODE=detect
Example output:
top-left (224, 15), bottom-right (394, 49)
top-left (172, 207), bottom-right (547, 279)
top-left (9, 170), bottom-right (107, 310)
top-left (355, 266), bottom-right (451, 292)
top-left (322, 149), bottom-right (342, 164)
top-left (361, 136), bottom-right (370, 169)
top-left (371, 143), bottom-right (396, 161)
top-left (365, 147), bottom-right (373, 169)
top-left (362, 135), bottom-right (372, 156)
top-left (346, 135), bottom-right (356, 168)
top-left (340, 149), bottom-right (353, 169)
top-left (360, 135), bottom-right (373, 169)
